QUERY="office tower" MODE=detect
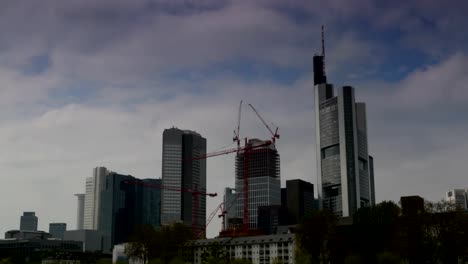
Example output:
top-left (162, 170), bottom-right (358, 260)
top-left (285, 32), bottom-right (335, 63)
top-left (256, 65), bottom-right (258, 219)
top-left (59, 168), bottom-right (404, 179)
top-left (235, 139), bottom-right (281, 229)
top-left (20, 212), bottom-right (38, 231)
top-left (98, 172), bottom-right (162, 251)
top-left (141, 178), bottom-right (162, 228)
top-left (84, 167), bottom-right (109, 230)
top-left (446, 189), bottom-right (468, 210)
top-left (75, 194), bottom-right (85, 230)
top-left (223, 187), bottom-right (237, 230)
top-left (98, 172), bottom-right (138, 250)
top-left (161, 128), bottom-right (207, 236)
top-left (257, 205), bottom-right (289, 235)
top-left (314, 53), bottom-right (375, 217)
top-left (283, 179), bottom-right (315, 224)
top-left (49, 223), bottom-right (67, 239)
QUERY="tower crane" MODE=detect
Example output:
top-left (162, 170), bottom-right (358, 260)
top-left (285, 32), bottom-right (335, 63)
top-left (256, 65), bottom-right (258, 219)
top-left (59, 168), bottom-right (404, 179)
top-left (233, 100), bottom-right (243, 150)
top-left (248, 104), bottom-right (279, 143)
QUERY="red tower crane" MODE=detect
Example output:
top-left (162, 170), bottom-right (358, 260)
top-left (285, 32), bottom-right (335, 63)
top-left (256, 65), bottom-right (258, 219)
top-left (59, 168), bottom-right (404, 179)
top-left (123, 179), bottom-right (217, 238)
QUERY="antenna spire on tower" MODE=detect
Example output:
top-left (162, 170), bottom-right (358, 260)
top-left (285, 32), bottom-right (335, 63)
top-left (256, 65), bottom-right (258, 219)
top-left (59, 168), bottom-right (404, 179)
top-left (321, 25), bottom-right (325, 57)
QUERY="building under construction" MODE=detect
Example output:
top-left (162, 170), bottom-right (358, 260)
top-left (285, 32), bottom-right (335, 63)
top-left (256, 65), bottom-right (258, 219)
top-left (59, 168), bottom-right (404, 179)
top-left (234, 139), bottom-right (281, 229)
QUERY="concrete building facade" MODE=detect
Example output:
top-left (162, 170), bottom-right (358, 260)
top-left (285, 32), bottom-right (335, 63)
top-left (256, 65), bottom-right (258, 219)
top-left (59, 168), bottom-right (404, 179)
top-left (191, 233), bottom-right (295, 264)
top-left (235, 139), bottom-right (281, 229)
top-left (75, 194), bottom-right (85, 230)
top-left (20, 212), bottom-right (38, 231)
top-left (446, 189), bottom-right (468, 210)
top-left (84, 167), bottom-right (109, 230)
top-left (161, 128), bottom-right (207, 236)
top-left (64, 230), bottom-right (104, 252)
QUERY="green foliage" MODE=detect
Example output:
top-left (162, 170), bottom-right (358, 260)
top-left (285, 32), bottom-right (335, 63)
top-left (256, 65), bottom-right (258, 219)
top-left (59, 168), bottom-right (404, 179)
top-left (295, 201), bottom-right (468, 263)
top-left (200, 242), bottom-right (228, 264)
top-left (296, 209), bottom-right (337, 263)
top-left (352, 201), bottom-right (401, 261)
top-left (125, 223), bottom-right (193, 264)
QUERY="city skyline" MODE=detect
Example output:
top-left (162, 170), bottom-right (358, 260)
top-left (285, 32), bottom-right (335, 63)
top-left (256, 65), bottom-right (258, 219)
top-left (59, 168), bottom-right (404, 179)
top-left (0, 0), bottom-right (468, 238)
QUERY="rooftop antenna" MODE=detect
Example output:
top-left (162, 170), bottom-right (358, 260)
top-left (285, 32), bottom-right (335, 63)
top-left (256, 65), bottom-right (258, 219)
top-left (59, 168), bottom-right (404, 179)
top-left (321, 25), bottom-right (326, 72)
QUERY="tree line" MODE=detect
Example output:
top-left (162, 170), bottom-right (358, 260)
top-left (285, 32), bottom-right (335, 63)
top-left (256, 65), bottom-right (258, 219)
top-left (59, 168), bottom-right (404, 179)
top-left (296, 200), bottom-right (468, 263)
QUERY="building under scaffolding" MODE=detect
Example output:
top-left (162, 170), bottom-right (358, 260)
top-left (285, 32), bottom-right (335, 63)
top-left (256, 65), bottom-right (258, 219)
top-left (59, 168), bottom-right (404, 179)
top-left (235, 139), bottom-right (281, 229)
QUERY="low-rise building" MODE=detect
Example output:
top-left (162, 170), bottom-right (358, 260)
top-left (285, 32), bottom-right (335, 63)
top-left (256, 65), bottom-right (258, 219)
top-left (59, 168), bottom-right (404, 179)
top-left (190, 233), bottom-right (295, 264)
top-left (64, 229), bottom-right (105, 253)
top-left (5, 230), bottom-right (52, 240)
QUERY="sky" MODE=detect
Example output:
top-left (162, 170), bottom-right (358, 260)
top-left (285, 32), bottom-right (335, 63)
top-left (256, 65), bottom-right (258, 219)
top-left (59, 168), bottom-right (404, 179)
top-left (0, 0), bottom-right (467, 238)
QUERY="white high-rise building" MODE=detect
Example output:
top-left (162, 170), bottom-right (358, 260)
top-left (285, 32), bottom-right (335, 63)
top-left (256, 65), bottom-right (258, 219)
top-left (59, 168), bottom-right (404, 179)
top-left (446, 189), bottom-right (468, 210)
top-left (83, 167), bottom-right (109, 230)
top-left (75, 194), bottom-right (85, 230)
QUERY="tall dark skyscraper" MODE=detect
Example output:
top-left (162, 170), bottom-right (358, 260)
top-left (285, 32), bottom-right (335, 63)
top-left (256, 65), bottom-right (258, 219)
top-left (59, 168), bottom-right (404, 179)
top-left (20, 212), bottom-right (38, 231)
top-left (283, 179), bottom-right (315, 224)
top-left (161, 128), bottom-right (207, 236)
top-left (235, 139), bottom-right (281, 229)
top-left (98, 172), bottom-right (162, 251)
top-left (314, 55), bottom-right (375, 217)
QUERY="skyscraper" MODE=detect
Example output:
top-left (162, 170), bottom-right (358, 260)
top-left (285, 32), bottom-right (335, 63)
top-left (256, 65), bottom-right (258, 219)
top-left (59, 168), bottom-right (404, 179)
top-left (97, 171), bottom-right (162, 251)
top-left (314, 53), bottom-right (375, 217)
top-left (98, 172), bottom-right (136, 250)
top-left (20, 212), bottom-right (38, 231)
top-left (141, 178), bottom-right (162, 228)
top-left (223, 187), bottom-right (237, 230)
top-left (75, 194), bottom-right (85, 230)
top-left (161, 128), bottom-right (207, 236)
top-left (84, 167), bottom-right (109, 230)
top-left (283, 179), bottom-right (316, 224)
top-left (49, 223), bottom-right (67, 239)
top-left (235, 139), bottom-right (281, 229)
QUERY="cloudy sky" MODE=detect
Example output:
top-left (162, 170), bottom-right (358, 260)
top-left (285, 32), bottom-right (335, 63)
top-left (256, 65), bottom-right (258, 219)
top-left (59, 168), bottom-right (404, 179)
top-left (0, 0), bottom-right (467, 238)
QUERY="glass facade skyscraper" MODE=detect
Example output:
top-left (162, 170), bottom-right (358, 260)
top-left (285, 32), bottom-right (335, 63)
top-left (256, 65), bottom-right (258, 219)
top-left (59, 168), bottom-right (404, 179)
top-left (235, 139), bottom-right (281, 229)
top-left (161, 128), bottom-right (206, 237)
top-left (315, 78), bottom-right (375, 217)
top-left (98, 173), bottom-right (162, 251)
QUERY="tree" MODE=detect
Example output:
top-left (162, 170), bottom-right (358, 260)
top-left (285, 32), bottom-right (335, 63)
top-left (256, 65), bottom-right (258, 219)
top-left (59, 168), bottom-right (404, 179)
top-left (125, 223), bottom-right (193, 263)
top-left (200, 242), bottom-right (228, 264)
top-left (351, 201), bottom-right (402, 262)
top-left (296, 209), bottom-right (337, 263)
top-left (125, 225), bottom-right (159, 264)
top-left (423, 200), bottom-right (468, 263)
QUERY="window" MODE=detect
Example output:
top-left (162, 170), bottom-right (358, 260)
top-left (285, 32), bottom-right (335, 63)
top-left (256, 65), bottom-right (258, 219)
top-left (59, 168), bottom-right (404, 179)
top-left (321, 145), bottom-right (339, 158)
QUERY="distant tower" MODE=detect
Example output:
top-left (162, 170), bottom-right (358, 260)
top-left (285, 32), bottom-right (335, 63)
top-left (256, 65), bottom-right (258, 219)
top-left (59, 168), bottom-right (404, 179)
top-left (20, 212), bottom-right (38, 231)
top-left (161, 128), bottom-right (207, 237)
top-left (235, 139), bottom-right (281, 229)
top-left (313, 25), bottom-right (327, 86)
top-left (49, 223), bottom-right (67, 239)
top-left (314, 27), bottom-right (375, 217)
top-left (75, 194), bottom-right (85, 230)
top-left (84, 167), bottom-right (109, 230)
top-left (223, 187), bottom-right (237, 230)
